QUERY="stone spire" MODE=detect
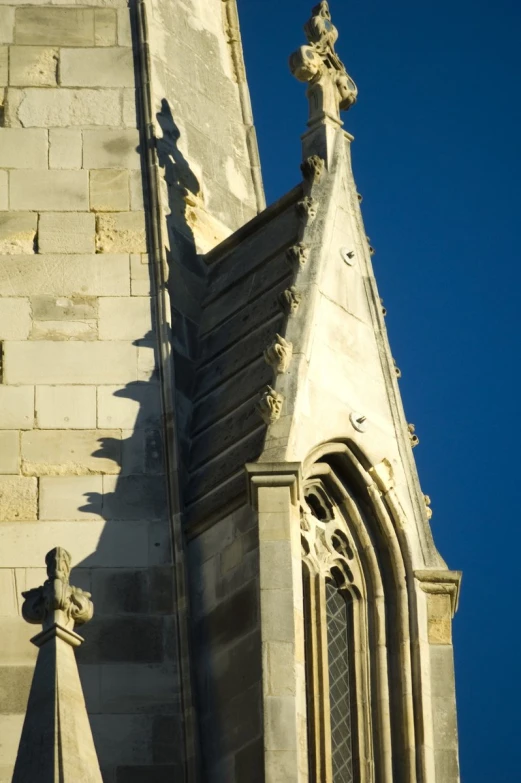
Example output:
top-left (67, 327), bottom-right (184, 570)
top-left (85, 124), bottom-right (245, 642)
top-left (290, 1), bottom-right (358, 162)
top-left (12, 548), bottom-right (103, 783)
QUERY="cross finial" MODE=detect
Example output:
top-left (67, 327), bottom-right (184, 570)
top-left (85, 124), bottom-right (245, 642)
top-left (290, 2), bottom-right (357, 127)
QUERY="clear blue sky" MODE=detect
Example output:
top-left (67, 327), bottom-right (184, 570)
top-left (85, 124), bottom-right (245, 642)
top-left (239, 1), bottom-right (520, 779)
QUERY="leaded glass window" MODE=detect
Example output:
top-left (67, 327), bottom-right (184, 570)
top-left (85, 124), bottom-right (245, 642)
top-left (326, 581), bottom-right (354, 783)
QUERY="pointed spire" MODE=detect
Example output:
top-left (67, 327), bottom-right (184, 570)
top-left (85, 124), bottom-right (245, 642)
top-left (290, 1), bottom-right (357, 127)
top-left (12, 547), bottom-right (103, 783)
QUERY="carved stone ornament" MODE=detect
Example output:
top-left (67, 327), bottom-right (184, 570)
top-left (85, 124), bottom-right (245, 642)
top-left (300, 154), bottom-right (325, 183)
top-left (256, 385), bottom-right (284, 424)
top-left (289, 1), bottom-right (358, 125)
top-left (286, 242), bottom-right (310, 268)
top-left (278, 286), bottom-right (302, 315)
top-left (297, 196), bottom-right (319, 224)
top-left (21, 547), bottom-right (94, 633)
top-left (424, 494), bottom-right (433, 520)
top-left (407, 423), bottom-right (419, 448)
top-left (264, 333), bottom-right (293, 374)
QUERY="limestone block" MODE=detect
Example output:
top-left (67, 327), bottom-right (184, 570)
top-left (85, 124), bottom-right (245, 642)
top-left (98, 296), bottom-right (153, 340)
top-left (130, 254), bottom-right (151, 295)
top-left (0, 297), bottom-right (31, 339)
top-left (49, 128), bottom-right (81, 170)
top-left (96, 212), bottom-right (147, 253)
top-left (9, 46), bottom-right (58, 87)
top-left (265, 695), bottom-right (298, 751)
top-left (61, 47), bottom-right (133, 87)
top-left (0, 716), bottom-right (22, 767)
top-left (35, 386), bottom-right (96, 429)
top-left (0, 666), bottom-right (33, 714)
top-left (83, 129), bottom-right (140, 169)
top-left (427, 593), bottom-right (453, 644)
top-left (0, 213), bottom-right (36, 254)
top-left (0, 571), bottom-right (18, 617)
top-left (102, 475), bottom-right (168, 521)
top-left (117, 7), bottom-right (132, 46)
top-left (10, 88), bottom-right (122, 128)
top-left (98, 663), bottom-right (177, 713)
top-left (137, 344), bottom-right (158, 382)
top-left (0, 171), bottom-right (6, 211)
top-left (0, 432), bottom-right (19, 474)
top-left (21, 429), bottom-right (121, 475)
top-left (97, 383), bottom-right (160, 429)
top-left (39, 476), bottom-right (103, 520)
top-left (90, 169), bottom-right (129, 212)
top-left (130, 170), bottom-right (145, 210)
top-left (3, 342), bottom-right (138, 385)
top-left (30, 320), bottom-right (97, 341)
top-left (122, 87), bottom-right (136, 128)
top-left (10, 171), bottom-right (88, 211)
top-left (94, 9), bottom-right (117, 46)
top-left (0, 387), bottom-right (34, 429)
top-left (0, 255), bottom-right (129, 296)
top-left (0, 8), bottom-right (14, 44)
top-left (0, 47), bottom-right (7, 87)
top-left (14, 8), bottom-right (96, 46)
top-left (31, 295), bottom-right (97, 322)
top-left (38, 212), bottom-right (95, 254)
top-left (0, 129), bottom-right (47, 169)
top-left (0, 476), bottom-right (37, 521)
top-left (90, 715), bottom-right (152, 766)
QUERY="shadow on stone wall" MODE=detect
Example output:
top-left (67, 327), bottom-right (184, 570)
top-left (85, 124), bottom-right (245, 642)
top-left (67, 99), bottom-right (205, 783)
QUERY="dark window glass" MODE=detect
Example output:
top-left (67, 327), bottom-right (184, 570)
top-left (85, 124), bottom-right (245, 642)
top-left (326, 581), bottom-right (354, 783)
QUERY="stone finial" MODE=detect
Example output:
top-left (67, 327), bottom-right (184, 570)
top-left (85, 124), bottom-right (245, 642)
top-left (256, 385), bottom-right (284, 424)
top-left (289, 1), bottom-right (357, 126)
top-left (22, 546), bottom-right (93, 639)
top-left (12, 548), bottom-right (103, 783)
top-left (301, 154), bottom-right (325, 183)
top-left (278, 286), bottom-right (302, 315)
top-left (408, 423), bottom-right (419, 448)
top-left (264, 334), bottom-right (293, 374)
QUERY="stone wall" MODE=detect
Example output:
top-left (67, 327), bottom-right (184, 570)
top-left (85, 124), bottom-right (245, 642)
top-left (0, 4), bottom-right (182, 781)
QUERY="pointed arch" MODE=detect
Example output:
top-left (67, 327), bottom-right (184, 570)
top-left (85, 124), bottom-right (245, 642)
top-left (301, 439), bottom-right (422, 783)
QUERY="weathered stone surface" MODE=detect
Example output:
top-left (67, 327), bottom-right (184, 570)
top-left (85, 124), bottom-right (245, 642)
top-left (30, 320), bottom-right (97, 341)
top-left (9, 46), bottom-right (58, 87)
top-left (83, 129), bottom-right (140, 169)
top-left (0, 129), bottom-right (47, 169)
top-left (0, 213), bottom-right (36, 254)
top-left (102, 475), bottom-right (168, 521)
top-left (130, 255), bottom-right (151, 296)
top-left (10, 171), bottom-right (89, 211)
top-left (90, 170), bottom-right (130, 212)
top-left (39, 476), bottom-right (103, 521)
top-left (0, 297), bottom-right (31, 338)
top-left (0, 8), bottom-right (14, 44)
top-left (97, 663), bottom-right (178, 714)
top-left (96, 212), bottom-right (147, 253)
top-left (36, 386), bottom-right (97, 429)
top-left (61, 47), bottom-right (133, 87)
top-left (94, 8), bottom-right (117, 47)
top-left (0, 476), bottom-right (37, 521)
top-left (10, 88), bottom-right (122, 128)
top-left (49, 128), bottom-right (82, 170)
top-left (0, 666), bottom-right (32, 713)
top-left (0, 255), bottom-right (129, 296)
top-left (14, 8), bottom-right (96, 47)
top-left (117, 7), bottom-right (132, 47)
top-left (0, 387), bottom-right (34, 429)
top-left (38, 212), bottom-right (95, 254)
top-left (98, 296), bottom-right (153, 340)
top-left (78, 616), bottom-right (164, 664)
top-left (0, 171), bottom-right (6, 211)
top-left (0, 432), bottom-right (19, 474)
top-left (129, 170), bottom-right (145, 210)
top-left (97, 383), bottom-right (161, 429)
top-left (21, 429), bottom-right (121, 476)
top-left (4, 342), bottom-right (138, 385)
top-left (0, 47), bottom-right (8, 87)
top-left (31, 294), bottom-right (97, 322)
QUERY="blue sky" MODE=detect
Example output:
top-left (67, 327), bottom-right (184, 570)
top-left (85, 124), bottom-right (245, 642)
top-left (239, 1), bottom-right (521, 779)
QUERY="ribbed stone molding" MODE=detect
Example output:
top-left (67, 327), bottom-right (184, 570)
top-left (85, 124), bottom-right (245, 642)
top-left (12, 548), bottom-right (103, 783)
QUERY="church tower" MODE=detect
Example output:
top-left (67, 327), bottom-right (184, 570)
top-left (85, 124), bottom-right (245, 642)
top-left (0, 1), bottom-right (460, 782)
